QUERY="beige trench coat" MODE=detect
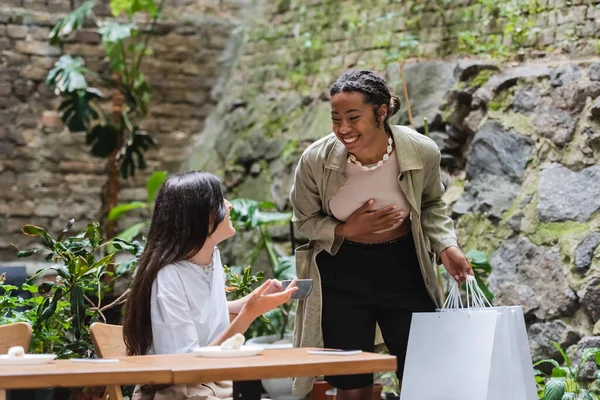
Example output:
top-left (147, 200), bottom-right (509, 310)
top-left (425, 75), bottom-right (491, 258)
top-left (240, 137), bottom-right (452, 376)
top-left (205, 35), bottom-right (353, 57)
top-left (288, 125), bottom-right (458, 397)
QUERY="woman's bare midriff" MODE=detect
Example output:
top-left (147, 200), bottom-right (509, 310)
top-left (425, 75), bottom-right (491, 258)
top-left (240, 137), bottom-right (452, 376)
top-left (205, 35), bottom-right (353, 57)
top-left (344, 218), bottom-right (412, 244)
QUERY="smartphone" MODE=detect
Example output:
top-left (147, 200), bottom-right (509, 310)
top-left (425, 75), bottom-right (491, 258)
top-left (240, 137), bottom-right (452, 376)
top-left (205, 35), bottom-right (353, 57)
top-left (307, 349), bottom-right (363, 356)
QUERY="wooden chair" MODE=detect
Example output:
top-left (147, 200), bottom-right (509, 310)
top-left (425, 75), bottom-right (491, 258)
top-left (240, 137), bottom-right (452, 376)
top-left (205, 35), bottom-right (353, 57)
top-left (90, 323), bottom-right (127, 400)
top-left (0, 322), bottom-right (33, 400)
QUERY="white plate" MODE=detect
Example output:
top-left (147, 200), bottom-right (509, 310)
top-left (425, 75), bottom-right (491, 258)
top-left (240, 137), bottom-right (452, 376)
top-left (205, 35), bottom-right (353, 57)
top-left (192, 345), bottom-right (264, 358)
top-left (0, 354), bottom-right (57, 366)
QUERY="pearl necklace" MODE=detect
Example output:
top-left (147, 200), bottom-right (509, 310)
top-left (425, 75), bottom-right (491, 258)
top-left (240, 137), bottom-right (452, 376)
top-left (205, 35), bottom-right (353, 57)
top-left (347, 136), bottom-right (394, 171)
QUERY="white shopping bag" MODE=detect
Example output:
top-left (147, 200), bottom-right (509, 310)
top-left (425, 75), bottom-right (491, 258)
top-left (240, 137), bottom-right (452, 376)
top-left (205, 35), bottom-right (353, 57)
top-left (400, 276), bottom-right (537, 400)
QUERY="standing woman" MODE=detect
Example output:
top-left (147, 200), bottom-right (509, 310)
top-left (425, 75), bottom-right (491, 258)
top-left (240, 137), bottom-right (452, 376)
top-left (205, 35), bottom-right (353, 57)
top-left (123, 171), bottom-right (297, 400)
top-left (289, 70), bottom-right (473, 400)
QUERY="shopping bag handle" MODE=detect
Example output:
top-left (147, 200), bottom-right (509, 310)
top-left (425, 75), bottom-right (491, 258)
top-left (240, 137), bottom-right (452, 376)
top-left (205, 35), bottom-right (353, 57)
top-left (442, 275), bottom-right (492, 310)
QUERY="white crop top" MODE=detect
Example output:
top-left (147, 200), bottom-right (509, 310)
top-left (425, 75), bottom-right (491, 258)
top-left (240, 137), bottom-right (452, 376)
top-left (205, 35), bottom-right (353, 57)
top-left (329, 151), bottom-right (411, 232)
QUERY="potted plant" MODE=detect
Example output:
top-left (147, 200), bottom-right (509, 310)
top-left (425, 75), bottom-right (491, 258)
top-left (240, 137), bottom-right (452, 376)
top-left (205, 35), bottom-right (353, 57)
top-left (46, 0), bottom-right (163, 237)
top-left (2, 220), bottom-right (142, 399)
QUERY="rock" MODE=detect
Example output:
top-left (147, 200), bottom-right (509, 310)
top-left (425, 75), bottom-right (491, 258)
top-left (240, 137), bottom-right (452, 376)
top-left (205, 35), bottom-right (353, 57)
top-left (513, 86), bottom-right (541, 114)
top-left (223, 165), bottom-right (245, 189)
top-left (591, 97), bottom-right (600, 118)
top-left (489, 237), bottom-right (578, 320)
top-left (533, 109), bottom-right (577, 147)
top-left (537, 163), bottom-right (600, 223)
top-left (550, 64), bottom-right (582, 87)
top-left (507, 213), bottom-right (523, 232)
top-left (454, 60), bottom-right (499, 81)
top-left (453, 120), bottom-right (534, 219)
top-left (236, 132), bottom-right (285, 164)
top-left (551, 82), bottom-right (600, 114)
top-left (528, 320), bottom-right (582, 362)
top-left (472, 65), bottom-right (551, 107)
top-left (579, 277), bottom-right (600, 323)
top-left (235, 173), bottom-right (273, 203)
top-left (574, 232), bottom-right (600, 276)
top-left (249, 162), bottom-right (262, 175)
top-left (387, 61), bottom-right (456, 130)
top-left (428, 132), bottom-right (447, 150)
top-left (463, 108), bottom-right (486, 135)
top-left (270, 159), bottom-right (295, 210)
top-left (567, 337), bottom-right (600, 379)
top-left (589, 63), bottom-right (600, 81)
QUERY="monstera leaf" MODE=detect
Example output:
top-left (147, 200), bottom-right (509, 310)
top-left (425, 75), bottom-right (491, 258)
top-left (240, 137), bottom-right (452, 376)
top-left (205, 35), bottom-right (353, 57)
top-left (118, 128), bottom-right (156, 179)
top-left (49, 1), bottom-right (95, 45)
top-left (46, 55), bottom-right (88, 93)
top-left (58, 88), bottom-right (103, 132)
top-left (99, 22), bottom-right (136, 74)
top-left (86, 124), bottom-right (119, 158)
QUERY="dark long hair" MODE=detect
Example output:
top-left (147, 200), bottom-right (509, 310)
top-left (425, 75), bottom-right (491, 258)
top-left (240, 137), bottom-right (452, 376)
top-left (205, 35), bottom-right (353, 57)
top-left (122, 171), bottom-right (226, 356)
top-left (330, 70), bottom-right (401, 133)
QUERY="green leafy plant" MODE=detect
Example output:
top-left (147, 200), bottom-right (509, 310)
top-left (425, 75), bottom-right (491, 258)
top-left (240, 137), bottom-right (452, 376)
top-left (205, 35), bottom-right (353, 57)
top-left (229, 199), bottom-right (292, 270)
top-left (228, 199), bottom-right (296, 339)
top-left (534, 341), bottom-right (600, 400)
top-left (46, 0), bottom-right (164, 237)
top-left (108, 170), bottom-right (168, 242)
top-left (7, 221), bottom-right (142, 359)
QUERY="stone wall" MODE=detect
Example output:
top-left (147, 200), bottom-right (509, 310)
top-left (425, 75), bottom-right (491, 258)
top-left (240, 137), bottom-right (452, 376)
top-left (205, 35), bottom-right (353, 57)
top-left (0, 0), bottom-right (248, 261)
top-left (187, 0), bottom-right (600, 364)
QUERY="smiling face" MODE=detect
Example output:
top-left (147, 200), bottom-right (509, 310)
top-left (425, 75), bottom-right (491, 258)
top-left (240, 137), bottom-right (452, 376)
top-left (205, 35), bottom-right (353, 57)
top-left (330, 91), bottom-right (388, 157)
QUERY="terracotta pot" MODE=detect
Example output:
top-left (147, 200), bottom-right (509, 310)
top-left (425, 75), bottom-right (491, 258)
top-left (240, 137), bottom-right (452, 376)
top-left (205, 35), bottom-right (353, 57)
top-left (311, 380), bottom-right (333, 400)
top-left (372, 383), bottom-right (383, 400)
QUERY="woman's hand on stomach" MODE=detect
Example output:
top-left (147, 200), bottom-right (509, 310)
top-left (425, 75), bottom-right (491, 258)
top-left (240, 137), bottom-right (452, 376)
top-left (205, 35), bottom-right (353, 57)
top-left (335, 199), bottom-right (406, 240)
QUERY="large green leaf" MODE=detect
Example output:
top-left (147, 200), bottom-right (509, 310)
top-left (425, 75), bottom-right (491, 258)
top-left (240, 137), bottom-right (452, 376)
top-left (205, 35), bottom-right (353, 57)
top-left (465, 249), bottom-right (491, 273)
top-left (118, 129), bottom-right (156, 179)
top-left (553, 341), bottom-right (572, 368)
top-left (49, 1), bottom-right (95, 45)
top-left (552, 367), bottom-right (569, 378)
top-left (474, 274), bottom-right (494, 302)
top-left (86, 124), bottom-right (119, 158)
top-left (108, 201), bottom-right (147, 221)
top-left (99, 22), bottom-right (135, 42)
top-left (59, 89), bottom-right (103, 132)
top-left (37, 288), bottom-right (64, 327)
top-left (16, 248), bottom-right (42, 258)
top-left (230, 199), bottom-right (291, 229)
top-left (22, 225), bottom-right (48, 237)
top-left (117, 222), bottom-right (147, 242)
top-left (46, 55), bottom-right (88, 93)
top-left (99, 22), bottom-right (136, 74)
top-left (70, 286), bottom-right (86, 340)
top-left (256, 211), bottom-right (292, 225)
top-left (110, 0), bottom-right (158, 18)
top-left (535, 359), bottom-right (562, 368)
top-left (147, 171), bottom-right (167, 204)
top-left (544, 378), bottom-right (566, 400)
top-left (86, 222), bottom-right (103, 247)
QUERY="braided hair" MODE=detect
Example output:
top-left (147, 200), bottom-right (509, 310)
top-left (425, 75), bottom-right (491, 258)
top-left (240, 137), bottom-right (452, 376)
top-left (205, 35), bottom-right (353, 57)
top-left (330, 70), bottom-right (401, 134)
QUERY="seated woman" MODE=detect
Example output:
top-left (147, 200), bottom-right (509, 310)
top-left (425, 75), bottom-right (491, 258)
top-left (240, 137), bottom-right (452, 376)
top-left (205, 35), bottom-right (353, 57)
top-left (123, 171), bottom-right (298, 400)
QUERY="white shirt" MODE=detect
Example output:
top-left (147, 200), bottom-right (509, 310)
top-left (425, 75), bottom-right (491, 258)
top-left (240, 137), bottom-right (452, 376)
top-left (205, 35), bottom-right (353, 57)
top-left (149, 248), bottom-right (229, 355)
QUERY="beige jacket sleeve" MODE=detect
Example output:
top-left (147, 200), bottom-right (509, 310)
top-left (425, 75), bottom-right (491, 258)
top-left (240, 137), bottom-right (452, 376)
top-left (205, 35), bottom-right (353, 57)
top-left (289, 152), bottom-right (340, 254)
top-left (421, 148), bottom-right (458, 256)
